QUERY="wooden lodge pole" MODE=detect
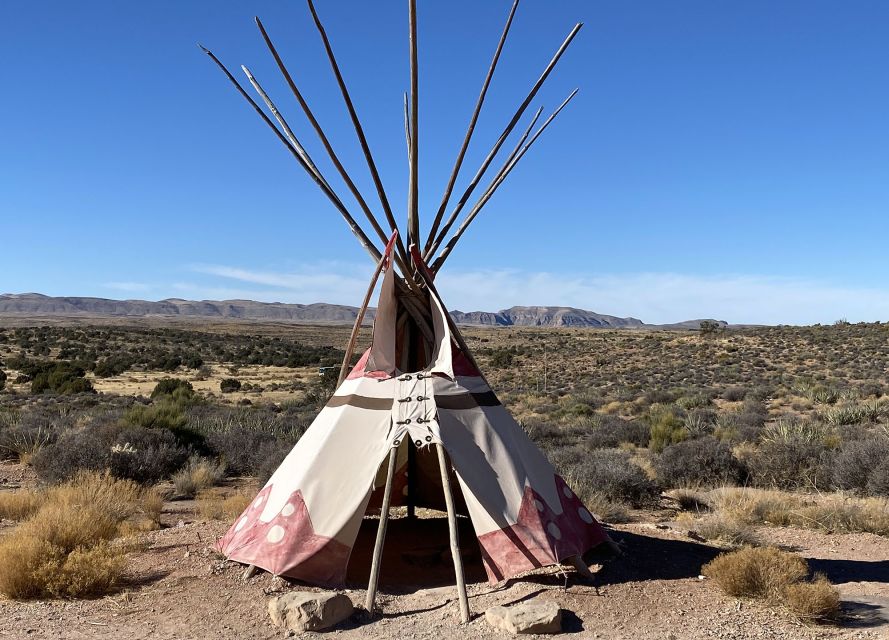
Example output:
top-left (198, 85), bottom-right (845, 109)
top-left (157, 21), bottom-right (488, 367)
top-left (337, 239), bottom-right (394, 386)
top-left (424, 0), bottom-right (520, 254)
top-left (424, 22), bottom-right (583, 262)
top-left (365, 446), bottom-right (399, 615)
top-left (435, 444), bottom-right (470, 623)
top-left (431, 90), bottom-right (578, 272)
top-left (198, 45), bottom-right (383, 266)
top-left (407, 0), bottom-right (420, 247)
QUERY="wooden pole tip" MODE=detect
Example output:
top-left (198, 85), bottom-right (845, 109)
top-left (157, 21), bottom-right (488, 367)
top-left (197, 44), bottom-right (211, 54)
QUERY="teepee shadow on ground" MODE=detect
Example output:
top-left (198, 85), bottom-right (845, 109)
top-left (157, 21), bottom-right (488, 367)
top-left (592, 529), bottom-right (721, 586)
top-left (346, 513), bottom-right (487, 590)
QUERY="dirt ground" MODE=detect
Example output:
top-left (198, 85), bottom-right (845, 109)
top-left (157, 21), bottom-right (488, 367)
top-left (1, 463), bottom-right (887, 640)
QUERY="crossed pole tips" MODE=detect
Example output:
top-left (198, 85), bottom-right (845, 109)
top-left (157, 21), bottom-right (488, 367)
top-left (200, 0), bottom-right (585, 624)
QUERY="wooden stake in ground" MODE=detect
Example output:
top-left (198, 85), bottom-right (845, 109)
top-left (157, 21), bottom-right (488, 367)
top-left (365, 446), bottom-right (399, 615)
top-left (435, 444), bottom-right (470, 623)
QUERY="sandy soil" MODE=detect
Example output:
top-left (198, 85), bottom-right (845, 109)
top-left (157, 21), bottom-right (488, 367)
top-left (1, 466), bottom-right (887, 640)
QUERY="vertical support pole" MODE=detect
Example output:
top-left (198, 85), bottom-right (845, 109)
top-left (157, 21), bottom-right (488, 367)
top-left (407, 0), bottom-right (420, 246)
top-left (365, 446), bottom-right (398, 615)
top-left (435, 444), bottom-right (470, 623)
top-left (406, 441), bottom-right (417, 519)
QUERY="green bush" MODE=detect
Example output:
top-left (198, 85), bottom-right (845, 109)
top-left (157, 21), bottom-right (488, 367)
top-left (0, 369), bottom-right (6, 391)
top-left (124, 403), bottom-right (186, 431)
top-left (647, 405), bottom-right (688, 453)
top-left (30, 363), bottom-right (94, 395)
top-left (150, 378), bottom-right (194, 400)
top-left (219, 378), bottom-right (241, 394)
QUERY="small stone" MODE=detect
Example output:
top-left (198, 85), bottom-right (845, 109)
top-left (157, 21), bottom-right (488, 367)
top-left (485, 601), bottom-right (562, 634)
top-left (268, 591), bottom-right (354, 632)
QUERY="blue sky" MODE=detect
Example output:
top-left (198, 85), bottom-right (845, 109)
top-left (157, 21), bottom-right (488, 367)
top-left (2, 1), bottom-right (888, 324)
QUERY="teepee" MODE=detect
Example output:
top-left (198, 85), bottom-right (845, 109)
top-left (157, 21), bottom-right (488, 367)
top-left (202, 0), bottom-right (614, 622)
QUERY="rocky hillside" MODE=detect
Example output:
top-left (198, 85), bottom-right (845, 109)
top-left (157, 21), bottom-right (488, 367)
top-left (450, 306), bottom-right (644, 328)
top-left (0, 293), bottom-right (725, 329)
top-left (0, 293), bottom-right (370, 324)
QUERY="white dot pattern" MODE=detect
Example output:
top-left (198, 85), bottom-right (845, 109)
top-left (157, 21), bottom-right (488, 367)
top-left (578, 507), bottom-right (594, 524)
top-left (533, 499), bottom-right (545, 512)
top-left (547, 522), bottom-right (562, 540)
top-left (266, 525), bottom-right (285, 543)
top-left (281, 503), bottom-right (295, 517)
top-left (235, 517), bottom-right (248, 532)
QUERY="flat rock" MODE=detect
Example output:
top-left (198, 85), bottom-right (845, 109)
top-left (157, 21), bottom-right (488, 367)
top-left (485, 601), bottom-right (562, 634)
top-left (268, 591), bottom-right (354, 632)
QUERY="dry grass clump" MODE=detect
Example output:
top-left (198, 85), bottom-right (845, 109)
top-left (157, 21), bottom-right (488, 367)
top-left (709, 487), bottom-right (889, 535)
top-left (581, 490), bottom-right (630, 524)
top-left (0, 491), bottom-right (43, 520)
top-left (703, 546), bottom-right (807, 599)
top-left (783, 575), bottom-right (840, 622)
top-left (0, 472), bottom-right (161, 599)
top-left (173, 457), bottom-right (226, 498)
top-left (196, 490), bottom-right (251, 521)
top-left (666, 488), bottom-right (711, 513)
top-left (703, 547), bottom-right (840, 624)
top-left (695, 516), bottom-right (761, 548)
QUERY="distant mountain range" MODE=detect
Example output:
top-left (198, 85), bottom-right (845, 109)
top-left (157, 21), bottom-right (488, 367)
top-left (0, 293), bottom-right (728, 330)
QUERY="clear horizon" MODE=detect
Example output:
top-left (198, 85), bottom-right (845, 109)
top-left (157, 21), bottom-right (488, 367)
top-left (3, 1), bottom-right (887, 325)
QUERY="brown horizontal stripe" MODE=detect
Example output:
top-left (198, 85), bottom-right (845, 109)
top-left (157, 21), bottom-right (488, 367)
top-left (327, 394), bottom-right (392, 410)
top-left (435, 391), bottom-right (501, 410)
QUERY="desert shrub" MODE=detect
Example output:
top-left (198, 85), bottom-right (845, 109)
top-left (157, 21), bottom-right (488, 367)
top-left (219, 378), bottom-right (241, 394)
top-left (36, 542), bottom-right (125, 598)
top-left (0, 369), bottom-right (6, 391)
top-left (558, 448), bottom-right (659, 507)
top-left (684, 408), bottom-right (717, 437)
top-left (821, 400), bottom-right (886, 426)
top-left (709, 487), bottom-right (889, 536)
top-left (32, 428), bottom-right (111, 484)
top-left (30, 362), bottom-right (95, 395)
top-left (522, 420), bottom-right (587, 453)
top-left (655, 437), bottom-right (746, 488)
top-left (868, 459), bottom-right (889, 497)
top-left (722, 387), bottom-right (747, 402)
top-left (647, 404), bottom-right (688, 453)
top-left (832, 436), bottom-right (889, 494)
top-left (206, 426), bottom-right (277, 476)
top-left (196, 490), bottom-right (252, 520)
top-left (108, 426), bottom-right (189, 484)
top-left (747, 441), bottom-right (834, 491)
top-left (32, 421), bottom-right (188, 485)
top-left (584, 415), bottom-right (650, 449)
top-left (150, 378), bottom-right (194, 400)
top-left (0, 491), bottom-right (42, 520)
top-left (676, 393), bottom-right (711, 410)
top-left (0, 472), bottom-right (157, 599)
top-left (783, 575), bottom-right (840, 623)
top-left (702, 547), bottom-right (807, 599)
top-left (172, 457), bottom-right (226, 498)
top-left (256, 439), bottom-right (296, 486)
top-left (124, 402), bottom-right (187, 431)
top-left (695, 516), bottom-right (760, 548)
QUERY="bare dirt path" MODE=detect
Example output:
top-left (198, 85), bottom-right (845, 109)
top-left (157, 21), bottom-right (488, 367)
top-left (2, 510), bottom-right (887, 640)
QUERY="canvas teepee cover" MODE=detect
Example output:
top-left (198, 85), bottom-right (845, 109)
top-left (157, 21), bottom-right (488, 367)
top-left (217, 242), bottom-right (611, 586)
